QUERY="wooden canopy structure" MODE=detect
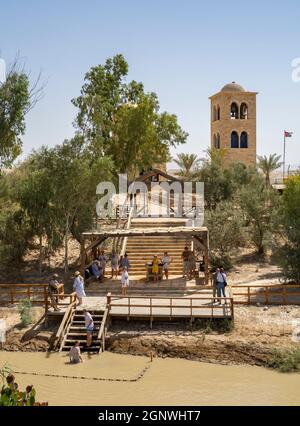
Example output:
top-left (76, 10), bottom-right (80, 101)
top-left (80, 226), bottom-right (210, 285)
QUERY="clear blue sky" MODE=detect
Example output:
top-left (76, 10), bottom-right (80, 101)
top-left (1, 0), bottom-right (300, 168)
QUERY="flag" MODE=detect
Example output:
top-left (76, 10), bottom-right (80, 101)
top-left (284, 131), bottom-right (293, 138)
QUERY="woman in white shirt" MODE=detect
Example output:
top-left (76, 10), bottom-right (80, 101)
top-left (73, 271), bottom-right (86, 306)
top-left (121, 267), bottom-right (129, 296)
top-left (161, 252), bottom-right (172, 280)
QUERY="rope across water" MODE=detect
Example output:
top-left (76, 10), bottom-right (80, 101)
top-left (13, 361), bottom-right (151, 383)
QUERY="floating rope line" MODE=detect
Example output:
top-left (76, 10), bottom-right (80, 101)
top-left (13, 361), bottom-right (151, 383)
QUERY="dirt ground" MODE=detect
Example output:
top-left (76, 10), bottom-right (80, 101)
top-left (106, 305), bottom-right (300, 367)
top-left (0, 306), bottom-right (57, 351)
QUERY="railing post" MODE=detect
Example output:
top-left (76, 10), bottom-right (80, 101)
top-left (44, 286), bottom-right (48, 314)
top-left (265, 287), bottom-right (269, 305)
top-left (247, 287), bottom-right (250, 304)
top-left (10, 286), bottom-right (14, 304)
top-left (128, 297), bottom-right (130, 318)
top-left (170, 298), bottom-right (172, 319)
top-left (283, 286), bottom-right (287, 305)
top-left (107, 292), bottom-right (111, 311)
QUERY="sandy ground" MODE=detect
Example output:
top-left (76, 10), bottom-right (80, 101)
top-left (0, 306), bottom-right (57, 351)
top-left (106, 305), bottom-right (300, 367)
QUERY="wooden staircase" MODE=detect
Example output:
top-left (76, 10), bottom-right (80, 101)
top-left (126, 219), bottom-right (191, 277)
top-left (59, 308), bottom-right (108, 353)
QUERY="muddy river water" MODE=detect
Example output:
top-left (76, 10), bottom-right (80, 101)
top-left (0, 351), bottom-right (300, 405)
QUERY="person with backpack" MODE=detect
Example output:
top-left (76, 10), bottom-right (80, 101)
top-left (215, 267), bottom-right (227, 303)
top-left (48, 274), bottom-right (60, 312)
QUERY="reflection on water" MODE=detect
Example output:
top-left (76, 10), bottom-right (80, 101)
top-left (0, 351), bottom-right (300, 406)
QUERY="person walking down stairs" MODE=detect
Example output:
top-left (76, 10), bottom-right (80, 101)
top-left (84, 310), bottom-right (94, 347)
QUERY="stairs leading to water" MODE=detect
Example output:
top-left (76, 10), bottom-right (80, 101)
top-left (125, 219), bottom-right (191, 277)
top-left (60, 309), bottom-right (105, 353)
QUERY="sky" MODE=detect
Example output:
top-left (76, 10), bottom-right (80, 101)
top-left (1, 0), bottom-right (300, 169)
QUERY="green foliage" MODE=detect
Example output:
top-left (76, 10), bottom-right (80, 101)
top-left (273, 175), bottom-right (300, 282)
top-left (173, 153), bottom-right (201, 180)
top-left (205, 201), bottom-right (244, 267)
top-left (72, 54), bottom-right (187, 178)
top-left (238, 173), bottom-right (280, 255)
top-left (267, 348), bottom-right (300, 372)
top-left (0, 70), bottom-right (30, 168)
top-left (18, 298), bottom-right (32, 327)
top-left (257, 153), bottom-right (282, 185)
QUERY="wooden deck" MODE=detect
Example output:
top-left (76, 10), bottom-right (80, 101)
top-left (109, 295), bottom-right (233, 320)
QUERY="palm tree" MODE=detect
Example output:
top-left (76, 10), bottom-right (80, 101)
top-left (173, 153), bottom-right (201, 180)
top-left (206, 147), bottom-right (228, 165)
top-left (257, 153), bottom-right (282, 185)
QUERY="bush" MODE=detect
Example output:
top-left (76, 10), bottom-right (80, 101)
top-left (0, 367), bottom-right (37, 406)
top-left (267, 348), bottom-right (300, 372)
top-left (18, 298), bottom-right (32, 327)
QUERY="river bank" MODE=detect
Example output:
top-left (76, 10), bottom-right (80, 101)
top-left (1, 305), bottom-right (299, 371)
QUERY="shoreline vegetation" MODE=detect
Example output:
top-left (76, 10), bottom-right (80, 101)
top-left (1, 304), bottom-right (300, 373)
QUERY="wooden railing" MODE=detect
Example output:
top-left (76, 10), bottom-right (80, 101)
top-left (0, 283), bottom-right (62, 313)
top-left (97, 307), bottom-right (109, 353)
top-left (231, 284), bottom-right (300, 305)
top-left (50, 301), bottom-right (76, 351)
top-left (106, 293), bottom-right (234, 322)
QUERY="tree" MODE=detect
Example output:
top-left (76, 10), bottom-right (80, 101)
top-left (205, 200), bottom-right (245, 268)
top-left (0, 60), bottom-right (43, 169)
top-left (274, 175), bottom-right (300, 282)
top-left (257, 153), bottom-right (282, 185)
top-left (238, 174), bottom-right (279, 255)
top-left (173, 153), bottom-right (201, 180)
top-left (27, 139), bottom-right (113, 276)
top-left (72, 54), bottom-right (187, 178)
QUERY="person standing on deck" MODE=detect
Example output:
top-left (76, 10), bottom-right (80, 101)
top-left (48, 274), bottom-right (60, 312)
top-left (121, 267), bottom-right (129, 295)
top-left (152, 255), bottom-right (159, 282)
top-left (69, 341), bottom-right (83, 363)
top-left (212, 268), bottom-right (220, 303)
top-left (216, 267), bottom-right (227, 303)
top-left (120, 253), bottom-right (130, 271)
top-left (111, 251), bottom-right (119, 279)
top-left (73, 271), bottom-right (86, 306)
top-left (188, 251), bottom-right (196, 279)
top-left (182, 246), bottom-right (190, 278)
top-left (161, 252), bottom-right (172, 280)
top-left (83, 309), bottom-right (94, 347)
top-left (99, 250), bottom-right (107, 277)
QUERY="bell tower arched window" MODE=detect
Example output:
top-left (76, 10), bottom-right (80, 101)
top-left (240, 103), bottom-right (248, 119)
top-left (231, 102), bottom-right (239, 119)
top-left (231, 131), bottom-right (239, 148)
top-left (240, 131), bottom-right (248, 148)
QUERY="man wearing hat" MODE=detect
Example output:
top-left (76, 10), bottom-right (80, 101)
top-left (48, 274), bottom-right (60, 311)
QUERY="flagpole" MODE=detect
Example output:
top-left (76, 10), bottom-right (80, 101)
top-left (283, 130), bottom-right (286, 181)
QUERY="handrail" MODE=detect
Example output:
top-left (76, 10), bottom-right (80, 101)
top-left (97, 307), bottom-right (109, 354)
top-left (107, 294), bottom-right (233, 319)
top-left (51, 301), bottom-right (76, 351)
top-left (231, 284), bottom-right (300, 305)
top-left (120, 206), bottom-right (134, 256)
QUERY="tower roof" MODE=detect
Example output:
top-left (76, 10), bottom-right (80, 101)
top-left (221, 82), bottom-right (245, 93)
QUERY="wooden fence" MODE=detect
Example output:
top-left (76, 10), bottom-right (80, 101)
top-left (106, 292), bottom-right (234, 322)
top-left (0, 283), bottom-right (76, 314)
top-left (231, 284), bottom-right (300, 305)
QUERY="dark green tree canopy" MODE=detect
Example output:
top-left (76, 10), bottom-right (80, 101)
top-left (72, 54), bottom-right (187, 178)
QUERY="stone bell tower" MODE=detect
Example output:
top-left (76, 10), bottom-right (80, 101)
top-left (209, 82), bottom-right (258, 166)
